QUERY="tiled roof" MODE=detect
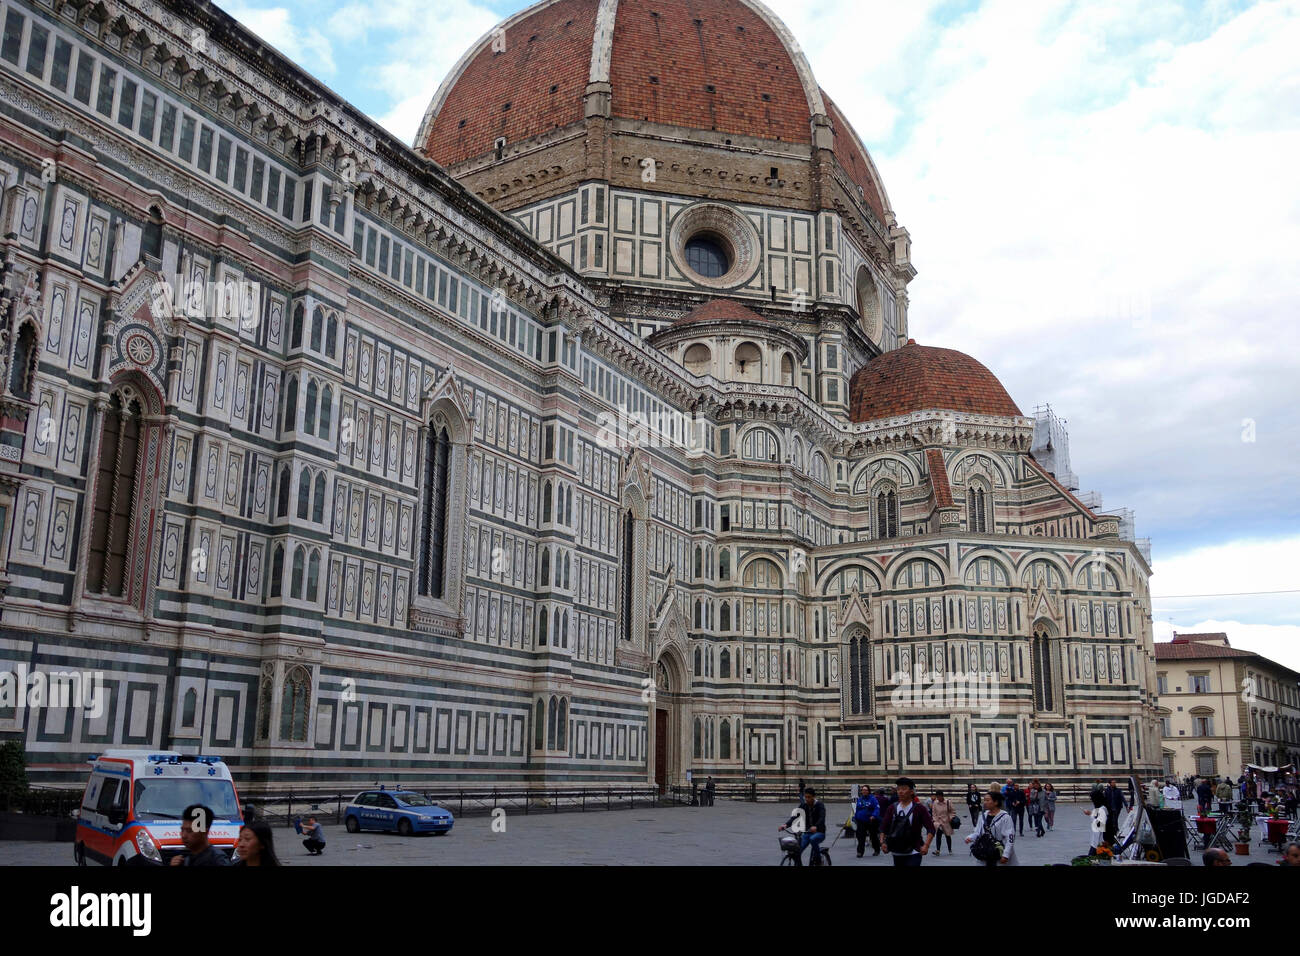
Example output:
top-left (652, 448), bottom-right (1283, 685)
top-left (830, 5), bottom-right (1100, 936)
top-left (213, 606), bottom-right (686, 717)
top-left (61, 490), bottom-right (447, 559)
top-left (672, 299), bottom-right (770, 326)
top-left (1155, 640), bottom-right (1253, 661)
top-left (1024, 455), bottom-right (1100, 519)
top-left (848, 342), bottom-right (1023, 423)
top-left (926, 448), bottom-right (954, 508)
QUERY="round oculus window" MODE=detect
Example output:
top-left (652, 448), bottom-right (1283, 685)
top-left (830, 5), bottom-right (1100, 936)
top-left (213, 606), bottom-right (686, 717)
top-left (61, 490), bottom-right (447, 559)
top-left (684, 233), bottom-right (731, 279)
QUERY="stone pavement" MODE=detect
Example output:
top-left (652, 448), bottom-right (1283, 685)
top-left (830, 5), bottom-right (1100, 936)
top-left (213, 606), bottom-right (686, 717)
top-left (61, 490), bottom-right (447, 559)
top-left (0, 795), bottom-right (1209, 866)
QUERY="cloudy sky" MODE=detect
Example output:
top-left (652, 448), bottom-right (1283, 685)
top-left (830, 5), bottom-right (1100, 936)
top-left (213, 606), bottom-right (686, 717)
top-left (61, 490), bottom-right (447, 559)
top-left (220, 0), bottom-right (1300, 667)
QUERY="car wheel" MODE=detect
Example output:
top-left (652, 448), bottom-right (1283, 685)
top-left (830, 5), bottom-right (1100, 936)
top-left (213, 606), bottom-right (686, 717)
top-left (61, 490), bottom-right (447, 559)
top-left (74, 843), bottom-right (87, 867)
top-left (345, 816), bottom-right (360, 834)
top-left (397, 818), bottom-right (413, 836)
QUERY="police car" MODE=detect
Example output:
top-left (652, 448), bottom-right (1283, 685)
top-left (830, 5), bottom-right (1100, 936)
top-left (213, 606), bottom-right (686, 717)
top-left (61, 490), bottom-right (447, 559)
top-left (343, 788), bottom-right (454, 835)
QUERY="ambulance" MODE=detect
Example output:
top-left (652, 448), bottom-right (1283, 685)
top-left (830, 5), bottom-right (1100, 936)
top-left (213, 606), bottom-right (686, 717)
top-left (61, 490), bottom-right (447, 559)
top-left (74, 750), bottom-right (243, 866)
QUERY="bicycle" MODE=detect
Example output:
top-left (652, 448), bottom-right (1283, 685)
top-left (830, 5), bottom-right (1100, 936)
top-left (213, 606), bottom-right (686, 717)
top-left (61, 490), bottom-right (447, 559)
top-left (779, 831), bottom-right (832, 866)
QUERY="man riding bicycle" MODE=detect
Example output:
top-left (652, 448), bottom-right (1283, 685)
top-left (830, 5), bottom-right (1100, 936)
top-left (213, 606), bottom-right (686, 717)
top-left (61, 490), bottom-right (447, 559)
top-left (779, 787), bottom-right (827, 866)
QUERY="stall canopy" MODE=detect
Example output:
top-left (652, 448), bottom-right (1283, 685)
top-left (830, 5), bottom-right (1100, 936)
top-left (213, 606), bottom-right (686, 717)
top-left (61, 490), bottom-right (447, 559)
top-left (1246, 764), bottom-right (1295, 774)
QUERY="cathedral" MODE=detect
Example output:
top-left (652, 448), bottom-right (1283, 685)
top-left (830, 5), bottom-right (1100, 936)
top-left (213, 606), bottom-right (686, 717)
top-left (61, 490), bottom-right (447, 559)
top-left (0, 0), bottom-right (1159, 791)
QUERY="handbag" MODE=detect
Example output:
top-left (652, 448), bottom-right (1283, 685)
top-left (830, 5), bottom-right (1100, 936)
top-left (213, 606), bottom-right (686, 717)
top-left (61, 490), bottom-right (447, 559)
top-left (951, 815), bottom-right (961, 830)
top-left (970, 812), bottom-right (1003, 863)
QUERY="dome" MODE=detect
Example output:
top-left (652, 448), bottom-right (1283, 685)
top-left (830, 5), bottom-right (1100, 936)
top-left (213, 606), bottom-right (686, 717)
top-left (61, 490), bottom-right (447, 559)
top-left (848, 341), bottom-right (1023, 422)
top-left (670, 298), bottom-right (772, 326)
top-left (415, 0), bottom-right (890, 221)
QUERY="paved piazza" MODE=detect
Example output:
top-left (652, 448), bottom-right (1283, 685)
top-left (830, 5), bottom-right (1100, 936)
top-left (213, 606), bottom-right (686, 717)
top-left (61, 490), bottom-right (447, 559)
top-left (0, 798), bottom-right (1223, 867)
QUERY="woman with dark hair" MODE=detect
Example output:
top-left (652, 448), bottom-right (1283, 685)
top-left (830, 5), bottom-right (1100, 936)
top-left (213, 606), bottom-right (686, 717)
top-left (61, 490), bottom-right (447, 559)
top-left (1043, 782), bottom-right (1058, 830)
top-left (233, 820), bottom-right (282, 867)
top-left (1084, 788), bottom-right (1109, 856)
top-left (965, 783), bottom-right (982, 827)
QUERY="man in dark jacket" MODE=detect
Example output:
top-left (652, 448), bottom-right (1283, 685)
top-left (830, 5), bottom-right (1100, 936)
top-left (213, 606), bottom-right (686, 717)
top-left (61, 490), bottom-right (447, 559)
top-left (170, 805), bottom-right (230, 867)
top-left (879, 776), bottom-right (935, 866)
top-left (1196, 777), bottom-right (1214, 816)
top-left (779, 788), bottom-right (828, 866)
top-left (1105, 779), bottom-right (1128, 845)
top-left (1006, 783), bottom-right (1028, 835)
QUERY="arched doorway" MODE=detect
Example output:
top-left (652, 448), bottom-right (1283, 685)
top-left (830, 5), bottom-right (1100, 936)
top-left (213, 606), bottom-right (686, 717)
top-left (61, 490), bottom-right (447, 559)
top-left (651, 648), bottom-right (689, 791)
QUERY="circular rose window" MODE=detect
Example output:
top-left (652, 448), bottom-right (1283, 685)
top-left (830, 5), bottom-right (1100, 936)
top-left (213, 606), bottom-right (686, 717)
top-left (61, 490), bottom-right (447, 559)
top-left (669, 202), bottom-right (761, 290)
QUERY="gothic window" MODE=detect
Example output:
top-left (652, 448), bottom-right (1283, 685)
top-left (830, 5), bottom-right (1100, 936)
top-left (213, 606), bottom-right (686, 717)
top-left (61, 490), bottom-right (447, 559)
top-left (966, 479), bottom-right (990, 533)
top-left (1032, 627), bottom-right (1062, 712)
top-left (621, 509), bottom-right (633, 641)
top-left (8, 321), bottom-right (36, 399)
top-left (290, 303), bottom-right (305, 349)
top-left (720, 719), bottom-right (731, 759)
top-left (87, 388), bottom-right (144, 596)
top-left (417, 425), bottom-right (451, 599)
top-left (846, 633), bottom-right (870, 715)
top-left (720, 647), bottom-right (731, 678)
top-left (547, 695), bottom-right (558, 750)
top-left (719, 549), bottom-right (730, 580)
top-left (325, 313), bottom-right (338, 357)
top-left (276, 464), bottom-right (291, 518)
top-left (310, 306), bottom-right (324, 352)
top-left (319, 385), bottom-right (332, 438)
top-left (534, 698), bottom-right (545, 750)
top-left (291, 545), bottom-right (305, 598)
top-left (306, 549), bottom-right (321, 603)
top-left (720, 602), bottom-right (731, 631)
top-left (297, 469), bottom-right (311, 520)
top-left (540, 549), bottom-right (551, 586)
top-left (304, 378), bottom-right (318, 434)
top-left (280, 665), bottom-right (311, 742)
top-left (538, 611), bottom-right (548, 646)
top-left (269, 545), bottom-right (283, 598)
top-left (283, 375), bottom-right (297, 433)
top-left (694, 646), bottom-right (702, 676)
top-left (875, 487), bottom-right (899, 539)
top-left (182, 688), bottom-right (197, 726)
top-left (557, 698), bottom-right (568, 750)
top-left (740, 426), bottom-right (779, 462)
top-left (693, 717), bottom-right (702, 758)
top-left (694, 545), bottom-right (703, 579)
top-left (542, 481), bottom-right (553, 523)
top-left (312, 472), bottom-right (326, 524)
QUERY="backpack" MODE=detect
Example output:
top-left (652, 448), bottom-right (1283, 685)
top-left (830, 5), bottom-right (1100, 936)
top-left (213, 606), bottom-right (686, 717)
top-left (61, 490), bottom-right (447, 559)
top-left (885, 803), bottom-right (916, 851)
top-left (970, 812), bottom-right (1003, 863)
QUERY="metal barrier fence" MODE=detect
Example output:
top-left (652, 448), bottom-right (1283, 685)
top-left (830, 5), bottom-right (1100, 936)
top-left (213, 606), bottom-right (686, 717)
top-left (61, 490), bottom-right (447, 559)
top-left (0, 787), bottom-right (81, 817)
top-left (241, 786), bottom-right (693, 826)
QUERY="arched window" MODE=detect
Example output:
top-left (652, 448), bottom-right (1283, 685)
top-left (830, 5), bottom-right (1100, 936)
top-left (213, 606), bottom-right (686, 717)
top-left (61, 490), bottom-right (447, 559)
top-left (846, 633), bottom-right (870, 715)
top-left (741, 426), bottom-right (779, 462)
top-left (693, 717), bottom-right (702, 759)
top-left (310, 305), bottom-right (324, 352)
top-left (534, 699), bottom-right (545, 750)
top-left (967, 479), bottom-right (990, 533)
top-left (312, 472), bottom-right (326, 524)
top-left (547, 696), bottom-right (558, 750)
top-left (318, 385), bottom-right (333, 438)
top-left (563, 553), bottom-right (571, 589)
top-left (297, 470), bottom-right (311, 520)
top-left (280, 665), bottom-right (310, 742)
top-left (694, 545), bottom-right (703, 579)
top-left (1032, 626), bottom-right (1061, 713)
top-left (540, 549), bottom-right (551, 586)
top-left (683, 343), bottom-right (711, 375)
top-left (780, 352), bottom-right (795, 386)
top-left (291, 545), bottom-right (305, 598)
top-left (565, 486), bottom-right (573, 525)
top-left (418, 425), bottom-right (451, 599)
top-left (620, 509), bottom-right (633, 641)
top-left (719, 549), bottom-right (731, 581)
top-left (557, 698), bottom-right (568, 751)
top-left (694, 646), bottom-right (702, 676)
top-left (182, 688), bottom-right (198, 726)
top-left (734, 342), bottom-right (762, 383)
top-left (325, 313), bottom-right (338, 357)
top-left (875, 488), bottom-right (899, 539)
top-left (306, 549), bottom-right (321, 603)
top-left (720, 648), bottom-right (731, 678)
top-left (720, 602), bottom-right (731, 631)
top-left (87, 388), bottom-right (144, 596)
top-left (276, 464), bottom-right (291, 518)
top-left (283, 376), bottom-right (298, 433)
top-left (304, 379), bottom-right (318, 434)
top-left (290, 303), bottom-right (305, 349)
top-left (538, 611), bottom-right (548, 646)
top-left (720, 719), bottom-right (731, 759)
top-left (269, 544), bottom-right (284, 598)
top-left (542, 481), bottom-right (553, 524)
top-left (8, 321), bottom-right (37, 399)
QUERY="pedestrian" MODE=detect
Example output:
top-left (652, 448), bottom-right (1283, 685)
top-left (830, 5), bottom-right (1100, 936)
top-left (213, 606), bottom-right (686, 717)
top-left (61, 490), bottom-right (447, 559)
top-left (1281, 842), bottom-right (1300, 866)
top-left (1215, 777), bottom-right (1234, 814)
top-left (1104, 778), bottom-right (1126, 845)
top-left (1202, 847), bottom-right (1232, 867)
top-left (852, 783), bottom-right (881, 858)
top-left (1007, 781), bottom-right (1027, 835)
top-left (233, 820), bottom-right (281, 867)
top-left (170, 805), bottom-right (230, 867)
top-left (879, 776), bottom-right (935, 866)
top-left (965, 783), bottom-right (983, 827)
top-left (1084, 789), bottom-right (1108, 856)
top-left (1146, 777), bottom-right (1162, 808)
top-left (965, 788), bottom-right (1015, 866)
top-left (1032, 784), bottom-right (1047, 837)
top-left (778, 787), bottom-right (827, 866)
top-left (705, 775), bottom-right (716, 807)
top-left (1162, 780), bottom-right (1181, 809)
top-left (1196, 777), bottom-right (1214, 816)
top-left (301, 814), bottom-right (326, 855)
top-left (1044, 782), bottom-right (1057, 830)
top-left (930, 790), bottom-right (955, 856)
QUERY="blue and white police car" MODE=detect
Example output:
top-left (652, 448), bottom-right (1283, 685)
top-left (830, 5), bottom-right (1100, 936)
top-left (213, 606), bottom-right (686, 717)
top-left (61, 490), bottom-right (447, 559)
top-left (342, 788), bottom-right (454, 836)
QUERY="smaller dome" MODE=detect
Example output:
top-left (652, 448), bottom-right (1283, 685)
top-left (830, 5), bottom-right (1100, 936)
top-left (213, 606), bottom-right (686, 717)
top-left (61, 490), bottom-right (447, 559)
top-left (672, 299), bottom-right (772, 327)
top-left (848, 342), bottom-right (1023, 422)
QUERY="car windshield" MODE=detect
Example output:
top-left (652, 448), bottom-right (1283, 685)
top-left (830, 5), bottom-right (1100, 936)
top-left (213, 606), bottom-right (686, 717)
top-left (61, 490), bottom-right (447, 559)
top-left (132, 777), bottom-right (240, 821)
top-left (394, 793), bottom-right (435, 807)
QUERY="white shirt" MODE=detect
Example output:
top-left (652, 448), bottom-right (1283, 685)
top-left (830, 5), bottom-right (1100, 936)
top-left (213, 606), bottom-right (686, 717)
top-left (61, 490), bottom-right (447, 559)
top-left (1163, 784), bottom-right (1180, 804)
top-left (1090, 806), bottom-right (1108, 848)
top-left (968, 809), bottom-right (1016, 865)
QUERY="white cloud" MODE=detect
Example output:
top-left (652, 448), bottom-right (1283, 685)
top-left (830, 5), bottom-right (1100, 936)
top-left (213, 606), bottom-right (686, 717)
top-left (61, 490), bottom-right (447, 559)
top-left (224, 3), bottom-right (337, 77)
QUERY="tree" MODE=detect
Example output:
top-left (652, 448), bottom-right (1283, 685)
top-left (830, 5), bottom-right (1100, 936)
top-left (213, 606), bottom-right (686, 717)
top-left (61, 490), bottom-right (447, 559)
top-left (0, 741), bottom-right (30, 810)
